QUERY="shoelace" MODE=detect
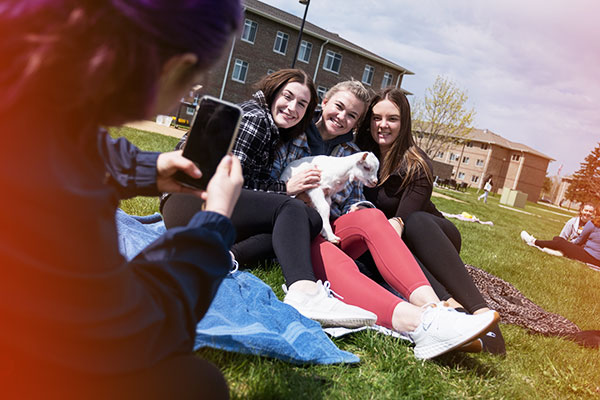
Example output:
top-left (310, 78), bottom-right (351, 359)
top-left (229, 251), bottom-right (239, 274)
top-left (321, 280), bottom-right (344, 300)
top-left (419, 301), bottom-right (453, 330)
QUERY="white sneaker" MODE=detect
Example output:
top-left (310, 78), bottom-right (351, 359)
top-left (408, 303), bottom-right (499, 359)
top-left (520, 230), bottom-right (537, 247)
top-left (283, 280), bottom-right (377, 328)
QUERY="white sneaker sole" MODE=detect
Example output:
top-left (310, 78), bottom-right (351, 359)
top-left (312, 315), bottom-right (377, 329)
top-left (414, 311), bottom-right (500, 360)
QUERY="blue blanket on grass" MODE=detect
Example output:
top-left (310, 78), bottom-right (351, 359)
top-left (116, 209), bottom-right (359, 364)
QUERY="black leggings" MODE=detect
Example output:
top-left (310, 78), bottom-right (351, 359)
top-left (162, 189), bottom-right (322, 285)
top-left (535, 236), bottom-right (600, 266)
top-left (402, 211), bottom-right (488, 313)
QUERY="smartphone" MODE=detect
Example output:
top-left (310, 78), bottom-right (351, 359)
top-left (174, 95), bottom-right (243, 189)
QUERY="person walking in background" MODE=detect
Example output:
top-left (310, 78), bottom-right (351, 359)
top-left (478, 176), bottom-right (493, 203)
top-left (0, 1), bottom-right (244, 398)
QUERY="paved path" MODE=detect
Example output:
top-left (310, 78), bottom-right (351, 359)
top-left (124, 120), bottom-right (186, 139)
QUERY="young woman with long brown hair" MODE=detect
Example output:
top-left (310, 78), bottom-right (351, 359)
top-left (355, 87), bottom-right (506, 355)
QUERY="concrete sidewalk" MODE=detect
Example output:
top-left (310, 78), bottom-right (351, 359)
top-left (124, 120), bottom-right (187, 139)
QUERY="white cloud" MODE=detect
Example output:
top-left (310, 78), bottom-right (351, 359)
top-left (259, 0), bottom-right (600, 175)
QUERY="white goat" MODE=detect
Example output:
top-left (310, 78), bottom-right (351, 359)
top-left (280, 151), bottom-right (379, 243)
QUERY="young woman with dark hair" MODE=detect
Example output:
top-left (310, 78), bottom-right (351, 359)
top-left (270, 81), bottom-right (500, 360)
top-left (162, 69), bottom-right (378, 329)
top-left (0, 1), bottom-right (244, 398)
top-left (355, 87), bottom-right (505, 355)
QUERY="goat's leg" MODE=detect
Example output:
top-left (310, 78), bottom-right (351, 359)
top-left (307, 188), bottom-right (340, 244)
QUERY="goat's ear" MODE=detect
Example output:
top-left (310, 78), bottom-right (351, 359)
top-left (362, 152), bottom-right (368, 161)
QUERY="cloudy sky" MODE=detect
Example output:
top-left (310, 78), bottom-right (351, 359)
top-left (259, 0), bottom-right (600, 176)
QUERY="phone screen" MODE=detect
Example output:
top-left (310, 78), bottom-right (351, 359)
top-left (175, 96), bottom-right (242, 189)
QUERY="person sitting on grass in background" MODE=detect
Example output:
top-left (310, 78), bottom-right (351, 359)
top-left (271, 80), bottom-right (500, 360)
top-left (355, 87), bottom-right (505, 355)
top-left (0, 1), bottom-right (244, 398)
top-left (559, 203), bottom-right (595, 242)
top-left (521, 203), bottom-right (600, 268)
top-left (162, 69), bottom-right (378, 329)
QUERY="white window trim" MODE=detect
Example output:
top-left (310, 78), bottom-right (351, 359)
top-left (241, 19), bottom-right (257, 44)
top-left (323, 50), bottom-right (342, 74)
top-left (273, 31), bottom-right (289, 55)
top-left (362, 65), bottom-right (374, 86)
top-left (231, 59), bottom-right (248, 83)
top-left (297, 40), bottom-right (312, 64)
top-left (381, 72), bottom-right (393, 88)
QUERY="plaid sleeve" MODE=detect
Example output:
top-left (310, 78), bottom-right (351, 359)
top-left (232, 112), bottom-right (287, 193)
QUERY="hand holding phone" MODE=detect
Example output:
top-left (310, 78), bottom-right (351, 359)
top-left (174, 96), bottom-right (243, 189)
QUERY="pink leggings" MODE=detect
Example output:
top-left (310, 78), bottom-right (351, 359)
top-left (311, 208), bottom-right (430, 329)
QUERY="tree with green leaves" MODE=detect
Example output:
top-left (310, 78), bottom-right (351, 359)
top-left (411, 76), bottom-right (475, 157)
top-left (565, 142), bottom-right (600, 205)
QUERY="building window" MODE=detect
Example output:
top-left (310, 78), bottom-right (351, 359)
top-left (476, 159), bottom-right (484, 167)
top-left (481, 143), bottom-right (489, 150)
top-left (241, 19), bottom-right (257, 43)
top-left (466, 142), bottom-right (473, 147)
top-left (471, 175), bottom-right (479, 183)
top-left (273, 31), bottom-right (289, 55)
top-left (362, 65), bottom-right (374, 86)
top-left (458, 172), bottom-right (465, 179)
top-left (231, 59), bottom-right (248, 83)
top-left (297, 40), bottom-right (312, 63)
top-left (316, 86), bottom-right (328, 102)
top-left (323, 50), bottom-right (342, 74)
top-left (381, 72), bottom-right (393, 88)
top-left (186, 106), bottom-right (195, 116)
top-left (462, 156), bottom-right (470, 164)
top-left (512, 154), bottom-right (521, 161)
top-left (436, 151), bottom-right (444, 159)
top-left (449, 153), bottom-right (459, 162)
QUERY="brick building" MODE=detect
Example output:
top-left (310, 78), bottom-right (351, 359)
top-left (429, 128), bottom-right (554, 202)
top-left (195, 0), bottom-right (413, 105)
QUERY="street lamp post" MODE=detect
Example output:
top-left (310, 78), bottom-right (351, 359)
top-left (291, 0), bottom-right (310, 69)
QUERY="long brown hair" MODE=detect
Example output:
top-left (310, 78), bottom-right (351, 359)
top-left (356, 87), bottom-right (431, 187)
top-left (254, 68), bottom-right (318, 139)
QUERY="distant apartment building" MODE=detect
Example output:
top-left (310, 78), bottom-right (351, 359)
top-left (194, 0), bottom-right (413, 105)
top-left (427, 128), bottom-right (554, 202)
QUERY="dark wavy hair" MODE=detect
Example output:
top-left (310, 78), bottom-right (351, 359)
top-left (254, 69), bottom-right (318, 140)
top-left (356, 87), bottom-right (431, 186)
top-left (0, 0), bottom-right (241, 126)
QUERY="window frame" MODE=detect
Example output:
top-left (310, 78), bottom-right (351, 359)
top-left (273, 31), bottom-right (289, 55)
top-left (381, 72), bottom-right (393, 88)
top-left (361, 65), bottom-right (374, 86)
top-left (297, 40), bottom-right (312, 63)
top-left (231, 58), bottom-right (249, 83)
top-left (323, 50), bottom-right (342, 74)
top-left (241, 19), bottom-right (258, 44)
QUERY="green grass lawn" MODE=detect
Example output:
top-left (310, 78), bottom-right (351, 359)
top-left (112, 126), bottom-right (600, 399)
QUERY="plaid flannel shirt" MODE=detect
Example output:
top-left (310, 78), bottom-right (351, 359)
top-left (231, 91), bottom-right (287, 193)
top-left (271, 130), bottom-right (368, 217)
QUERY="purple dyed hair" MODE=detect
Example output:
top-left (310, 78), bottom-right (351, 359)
top-left (0, 0), bottom-right (242, 125)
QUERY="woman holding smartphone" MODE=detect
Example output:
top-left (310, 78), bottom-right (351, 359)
top-left (270, 80), bottom-right (500, 360)
top-left (355, 87), bottom-right (505, 354)
top-left (1, 0), bottom-right (244, 398)
top-left (162, 69), bottom-right (377, 328)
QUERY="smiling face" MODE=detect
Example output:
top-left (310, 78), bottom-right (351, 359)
top-left (370, 98), bottom-right (401, 154)
top-left (580, 204), bottom-right (595, 224)
top-left (270, 81), bottom-right (311, 129)
top-left (317, 91), bottom-right (366, 140)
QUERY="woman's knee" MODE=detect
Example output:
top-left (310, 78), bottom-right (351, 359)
top-left (161, 193), bottom-right (204, 229)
